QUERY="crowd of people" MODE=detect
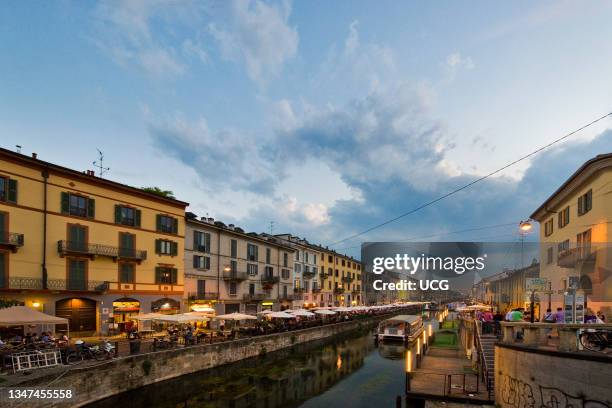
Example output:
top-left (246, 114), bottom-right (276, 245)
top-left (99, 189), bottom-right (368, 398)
top-left (474, 307), bottom-right (606, 324)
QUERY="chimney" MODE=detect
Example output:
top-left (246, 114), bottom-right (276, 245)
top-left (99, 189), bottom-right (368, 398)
top-left (32, 152), bottom-right (37, 159)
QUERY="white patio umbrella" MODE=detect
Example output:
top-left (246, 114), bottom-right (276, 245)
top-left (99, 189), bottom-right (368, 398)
top-left (314, 309), bottom-right (336, 315)
top-left (153, 314), bottom-right (209, 323)
top-left (289, 310), bottom-right (315, 317)
top-left (130, 312), bottom-right (165, 321)
top-left (258, 309), bottom-right (273, 315)
top-left (215, 312), bottom-right (257, 321)
top-left (269, 311), bottom-right (296, 319)
top-left (189, 305), bottom-right (216, 313)
top-left (333, 307), bottom-right (352, 312)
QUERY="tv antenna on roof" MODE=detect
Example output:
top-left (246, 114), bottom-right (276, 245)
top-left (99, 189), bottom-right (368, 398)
top-left (269, 221), bottom-right (275, 235)
top-left (93, 148), bottom-right (110, 177)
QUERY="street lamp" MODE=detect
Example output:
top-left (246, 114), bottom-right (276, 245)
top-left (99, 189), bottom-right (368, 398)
top-left (519, 220), bottom-right (532, 268)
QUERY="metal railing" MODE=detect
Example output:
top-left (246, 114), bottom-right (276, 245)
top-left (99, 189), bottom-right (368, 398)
top-left (187, 292), bottom-right (218, 300)
top-left (319, 272), bottom-right (329, 279)
top-left (342, 276), bottom-right (354, 283)
top-left (303, 270), bottom-right (316, 279)
top-left (261, 275), bottom-right (280, 284)
top-left (0, 232), bottom-right (25, 248)
top-left (6, 277), bottom-right (109, 292)
top-left (333, 287), bottom-right (345, 294)
top-left (222, 271), bottom-right (248, 281)
top-left (57, 240), bottom-right (147, 261)
top-left (243, 293), bottom-right (266, 301)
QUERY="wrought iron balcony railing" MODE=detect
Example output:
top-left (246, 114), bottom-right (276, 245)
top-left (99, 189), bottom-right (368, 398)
top-left (303, 270), bottom-right (316, 279)
top-left (222, 271), bottom-right (248, 281)
top-left (57, 240), bottom-right (147, 262)
top-left (187, 292), bottom-right (218, 300)
top-left (7, 277), bottom-right (109, 292)
top-left (342, 276), bottom-right (354, 283)
top-left (293, 287), bottom-right (307, 293)
top-left (319, 271), bottom-right (329, 280)
top-left (261, 275), bottom-right (280, 284)
top-left (243, 293), bottom-right (266, 301)
top-left (557, 246), bottom-right (596, 268)
top-left (312, 285), bottom-right (322, 293)
top-left (0, 232), bottom-right (25, 251)
top-left (333, 286), bottom-right (345, 294)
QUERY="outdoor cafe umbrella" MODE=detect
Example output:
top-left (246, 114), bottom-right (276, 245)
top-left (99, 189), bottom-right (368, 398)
top-left (289, 309), bottom-right (315, 317)
top-left (130, 313), bottom-right (166, 321)
top-left (333, 307), bottom-right (352, 312)
top-left (257, 310), bottom-right (273, 315)
top-left (0, 305), bottom-right (70, 337)
top-left (214, 312), bottom-right (257, 321)
top-left (153, 314), bottom-right (209, 323)
top-left (269, 311), bottom-right (295, 319)
top-left (314, 309), bottom-right (336, 315)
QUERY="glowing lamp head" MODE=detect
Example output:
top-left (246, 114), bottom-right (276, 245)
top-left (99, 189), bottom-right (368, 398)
top-left (519, 220), bottom-right (532, 232)
top-left (32, 301), bottom-right (40, 308)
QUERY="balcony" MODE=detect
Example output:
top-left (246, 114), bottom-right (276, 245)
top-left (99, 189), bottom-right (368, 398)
top-left (222, 271), bottom-right (248, 281)
top-left (187, 292), bottom-right (218, 301)
top-left (333, 286), bottom-right (345, 294)
top-left (351, 288), bottom-right (361, 294)
top-left (293, 287), bottom-right (306, 294)
top-left (312, 285), bottom-right (322, 293)
top-left (342, 276), bottom-right (354, 284)
top-left (57, 241), bottom-right (147, 263)
top-left (243, 293), bottom-right (266, 301)
top-left (0, 232), bottom-right (25, 252)
top-left (261, 275), bottom-right (280, 285)
top-left (557, 246), bottom-right (596, 268)
top-left (303, 270), bottom-right (316, 279)
top-left (280, 293), bottom-right (302, 301)
top-left (319, 271), bottom-right (329, 280)
top-left (6, 277), bottom-right (108, 292)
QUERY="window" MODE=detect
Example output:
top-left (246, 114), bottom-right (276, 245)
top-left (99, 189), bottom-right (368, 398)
top-left (557, 240), bottom-right (570, 253)
top-left (357, 264), bottom-right (361, 271)
top-left (247, 243), bottom-right (258, 261)
top-left (157, 215), bottom-right (178, 233)
top-left (342, 259), bottom-right (345, 266)
top-left (557, 206), bottom-right (570, 228)
top-left (294, 263), bottom-right (301, 273)
top-left (0, 252), bottom-right (6, 288)
top-left (61, 192), bottom-right (94, 218)
top-left (193, 255), bottom-right (210, 269)
top-left (67, 224), bottom-right (87, 251)
top-left (577, 229), bottom-right (592, 259)
top-left (546, 247), bottom-right (553, 264)
top-left (119, 263), bottom-right (135, 283)
top-left (294, 279), bottom-right (300, 289)
top-left (266, 248), bottom-right (271, 264)
top-left (305, 252), bottom-right (309, 263)
top-left (197, 280), bottom-right (206, 296)
top-left (155, 267), bottom-right (177, 284)
top-left (281, 268), bottom-right (290, 279)
top-left (230, 239), bottom-right (237, 258)
top-left (156, 239), bottom-right (178, 256)
top-left (335, 269), bottom-right (339, 277)
top-left (114, 205), bottom-right (141, 227)
top-left (304, 265), bottom-right (309, 274)
top-left (68, 259), bottom-right (87, 290)
top-left (0, 176), bottom-right (17, 203)
top-left (247, 263), bottom-right (258, 276)
top-left (314, 255), bottom-right (317, 265)
top-left (295, 251), bottom-right (300, 261)
top-left (328, 255), bottom-right (332, 263)
top-left (119, 232), bottom-right (136, 258)
top-left (229, 281), bottom-right (237, 295)
top-left (283, 252), bottom-right (288, 267)
top-left (194, 231), bottom-right (211, 253)
top-left (544, 219), bottom-right (554, 237)
top-left (577, 189), bottom-right (592, 216)
top-left (230, 260), bottom-right (237, 273)
top-left (264, 266), bottom-right (274, 277)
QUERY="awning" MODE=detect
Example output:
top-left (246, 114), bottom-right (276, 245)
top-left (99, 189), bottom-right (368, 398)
top-left (0, 306), bottom-right (69, 326)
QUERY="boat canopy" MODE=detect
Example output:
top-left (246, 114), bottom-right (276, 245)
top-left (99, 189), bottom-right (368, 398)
top-left (382, 315), bottom-right (421, 324)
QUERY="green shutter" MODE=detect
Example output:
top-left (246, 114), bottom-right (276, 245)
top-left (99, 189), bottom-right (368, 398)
top-left (87, 198), bottom-right (95, 218)
top-left (171, 241), bottom-right (178, 256)
top-left (114, 205), bottom-right (122, 224)
top-left (156, 214), bottom-right (162, 232)
top-left (172, 268), bottom-right (178, 284)
top-left (61, 192), bottom-right (70, 214)
top-left (135, 209), bottom-right (141, 227)
top-left (7, 179), bottom-right (17, 203)
top-left (193, 255), bottom-right (199, 268)
top-left (173, 218), bottom-right (178, 234)
top-left (155, 239), bottom-right (161, 254)
top-left (205, 233), bottom-right (211, 253)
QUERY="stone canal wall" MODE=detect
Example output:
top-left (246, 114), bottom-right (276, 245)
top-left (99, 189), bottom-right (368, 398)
top-left (10, 314), bottom-right (393, 407)
top-left (495, 344), bottom-right (612, 408)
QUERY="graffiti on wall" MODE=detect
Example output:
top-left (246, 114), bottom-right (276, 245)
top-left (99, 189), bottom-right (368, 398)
top-left (500, 374), bottom-right (611, 408)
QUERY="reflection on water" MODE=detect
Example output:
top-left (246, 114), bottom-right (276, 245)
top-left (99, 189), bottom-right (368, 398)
top-left (89, 324), bottom-right (426, 408)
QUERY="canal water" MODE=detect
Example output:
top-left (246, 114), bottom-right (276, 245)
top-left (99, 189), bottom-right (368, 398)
top-left (87, 324), bottom-right (423, 408)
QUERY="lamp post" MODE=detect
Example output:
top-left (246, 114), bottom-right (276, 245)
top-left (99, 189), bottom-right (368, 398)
top-left (519, 220), bottom-right (532, 269)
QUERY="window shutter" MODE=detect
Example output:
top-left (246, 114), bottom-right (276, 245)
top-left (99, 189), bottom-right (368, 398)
top-left (156, 215), bottom-right (162, 231)
top-left (87, 198), bottom-right (95, 218)
top-left (61, 192), bottom-right (70, 214)
top-left (558, 212), bottom-right (562, 228)
top-left (155, 239), bottom-right (161, 254)
top-left (205, 233), bottom-right (211, 253)
top-left (114, 205), bottom-right (122, 224)
top-left (171, 241), bottom-right (178, 256)
top-left (172, 268), bottom-right (178, 284)
top-left (205, 257), bottom-right (210, 269)
top-left (155, 267), bottom-right (161, 283)
top-left (193, 231), bottom-right (199, 250)
top-left (135, 209), bottom-right (141, 227)
top-left (193, 255), bottom-right (198, 268)
top-left (7, 179), bottom-right (17, 203)
top-left (173, 218), bottom-right (178, 234)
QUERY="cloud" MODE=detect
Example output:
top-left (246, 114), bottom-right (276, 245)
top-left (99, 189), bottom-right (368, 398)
top-left (445, 52), bottom-right (475, 81)
top-left (209, 0), bottom-right (298, 85)
top-left (91, 0), bottom-right (205, 78)
top-left (149, 114), bottom-right (283, 194)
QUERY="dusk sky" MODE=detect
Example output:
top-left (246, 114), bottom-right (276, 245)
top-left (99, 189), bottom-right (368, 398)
top-left (2, 1), bottom-right (611, 257)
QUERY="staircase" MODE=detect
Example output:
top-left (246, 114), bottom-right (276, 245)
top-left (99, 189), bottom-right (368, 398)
top-left (475, 322), bottom-right (497, 399)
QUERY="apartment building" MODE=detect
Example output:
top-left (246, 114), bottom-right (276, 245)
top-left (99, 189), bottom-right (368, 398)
top-left (271, 234), bottom-right (321, 308)
top-left (0, 148), bottom-right (188, 335)
top-left (530, 153), bottom-right (612, 315)
top-left (185, 215), bottom-right (295, 314)
top-left (318, 248), bottom-right (363, 307)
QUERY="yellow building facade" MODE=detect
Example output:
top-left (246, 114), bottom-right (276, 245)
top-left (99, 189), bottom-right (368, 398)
top-left (531, 153), bottom-right (612, 316)
top-left (0, 148), bottom-right (187, 334)
top-left (317, 247), bottom-right (363, 307)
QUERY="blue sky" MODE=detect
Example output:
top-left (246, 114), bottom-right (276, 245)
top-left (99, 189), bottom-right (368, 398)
top-left (1, 1), bottom-right (611, 258)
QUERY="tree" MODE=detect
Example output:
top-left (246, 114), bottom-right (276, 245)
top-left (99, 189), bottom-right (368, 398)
top-left (141, 186), bottom-right (175, 199)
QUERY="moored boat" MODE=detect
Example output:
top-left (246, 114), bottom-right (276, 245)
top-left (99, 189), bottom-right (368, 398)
top-left (376, 315), bottom-right (423, 343)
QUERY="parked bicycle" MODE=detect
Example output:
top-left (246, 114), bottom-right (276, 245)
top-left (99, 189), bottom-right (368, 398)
top-left (579, 329), bottom-right (611, 354)
top-left (65, 340), bottom-right (106, 364)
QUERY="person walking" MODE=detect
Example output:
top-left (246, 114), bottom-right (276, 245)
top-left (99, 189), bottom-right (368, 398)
top-left (554, 307), bottom-right (565, 324)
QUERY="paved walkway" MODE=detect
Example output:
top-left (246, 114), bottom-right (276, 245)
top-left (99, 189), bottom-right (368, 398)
top-left (409, 347), bottom-right (491, 402)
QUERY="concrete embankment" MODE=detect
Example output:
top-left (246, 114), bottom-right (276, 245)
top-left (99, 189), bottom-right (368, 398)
top-left (6, 314), bottom-right (396, 407)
